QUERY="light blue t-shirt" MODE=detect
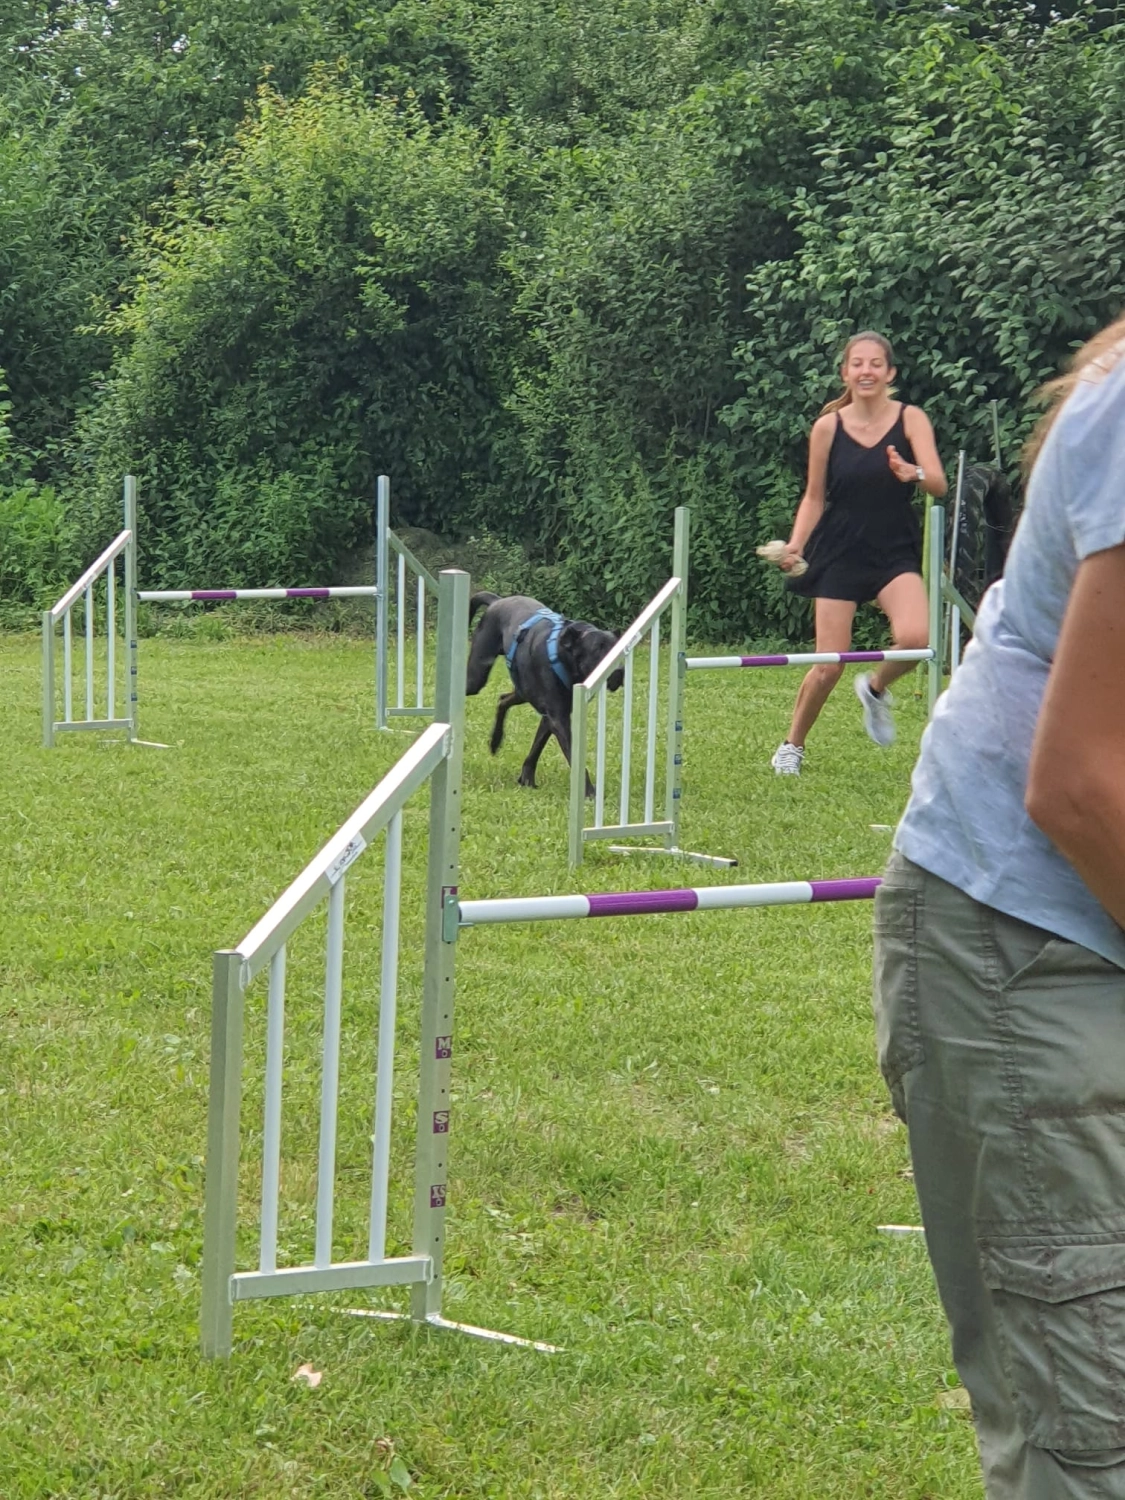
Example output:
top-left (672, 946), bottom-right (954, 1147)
top-left (896, 351), bottom-right (1125, 968)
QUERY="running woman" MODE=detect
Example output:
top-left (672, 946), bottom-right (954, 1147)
top-left (771, 331), bottom-right (947, 774)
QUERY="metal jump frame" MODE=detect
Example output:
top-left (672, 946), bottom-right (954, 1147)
top-left (41, 476), bottom-right (138, 748)
top-left (563, 499), bottom-right (966, 869)
top-left (43, 474), bottom-right (438, 746)
top-left (567, 508), bottom-right (730, 870)
top-left (201, 583), bottom-right (882, 1355)
top-left (201, 568), bottom-right (471, 1359)
top-left (686, 505), bottom-right (960, 717)
top-left (939, 452), bottom-right (978, 681)
top-left (375, 475), bottom-right (440, 730)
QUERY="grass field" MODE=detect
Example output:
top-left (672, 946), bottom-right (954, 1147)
top-left (0, 628), bottom-right (981, 1499)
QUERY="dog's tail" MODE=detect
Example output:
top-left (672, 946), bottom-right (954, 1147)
top-left (469, 591), bottom-right (499, 627)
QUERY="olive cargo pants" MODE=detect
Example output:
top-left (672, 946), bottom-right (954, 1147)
top-left (874, 851), bottom-right (1125, 1499)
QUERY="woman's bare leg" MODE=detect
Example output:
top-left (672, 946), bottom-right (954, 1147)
top-left (870, 573), bottom-right (930, 693)
top-left (786, 598), bottom-right (857, 747)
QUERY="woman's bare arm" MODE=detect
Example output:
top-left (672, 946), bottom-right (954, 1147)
top-left (784, 414), bottom-right (834, 560)
top-left (1026, 543), bottom-right (1125, 929)
top-left (895, 407), bottom-right (947, 498)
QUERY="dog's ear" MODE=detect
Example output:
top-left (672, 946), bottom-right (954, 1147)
top-left (557, 621), bottom-right (591, 680)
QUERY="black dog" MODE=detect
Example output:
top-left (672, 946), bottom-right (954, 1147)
top-left (466, 592), bottom-right (625, 794)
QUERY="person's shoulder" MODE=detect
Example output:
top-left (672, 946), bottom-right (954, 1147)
top-left (901, 403), bottom-right (933, 430)
top-left (810, 410), bottom-right (837, 438)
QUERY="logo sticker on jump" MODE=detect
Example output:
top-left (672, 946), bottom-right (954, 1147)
top-left (435, 1036), bottom-right (452, 1059)
top-left (325, 831), bottom-right (367, 886)
top-left (430, 1185), bottom-right (447, 1208)
top-left (433, 1111), bottom-right (450, 1133)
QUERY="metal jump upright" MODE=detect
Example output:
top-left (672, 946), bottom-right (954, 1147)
top-left (567, 508), bottom-right (730, 869)
top-left (201, 592), bottom-right (884, 1358)
top-left (201, 568), bottom-right (476, 1358)
top-left (375, 475), bottom-right (440, 730)
top-left (42, 476), bottom-right (138, 748)
top-left (686, 505), bottom-right (957, 719)
top-left (44, 474), bottom-right (439, 746)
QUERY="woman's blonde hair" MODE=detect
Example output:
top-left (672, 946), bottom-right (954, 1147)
top-left (819, 330), bottom-right (897, 416)
top-left (1023, 311), bottom-right (1125, 473)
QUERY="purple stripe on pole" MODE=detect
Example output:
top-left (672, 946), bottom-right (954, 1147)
top-left (192, 590), bottom-right (237, 601)
top-left (586, 888), bottom-right (700, 917)
top-left (808, 877), bottom-right (882, 902)
top-left (285, 588), bottom-right (331, 599)
top-left (738, 651), bottom-right (890, 667)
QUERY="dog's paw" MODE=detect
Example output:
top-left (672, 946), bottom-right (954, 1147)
top-left (516, 770), bottom-right (537, 789)
top-left (489, 731), bottom-right (504, 755)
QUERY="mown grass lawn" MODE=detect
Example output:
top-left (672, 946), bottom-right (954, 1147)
top-left (0, 628), bottom-right (980, 1499)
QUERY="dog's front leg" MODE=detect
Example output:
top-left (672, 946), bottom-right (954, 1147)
top-left (490, 691), bottom-right (522, 755)
top-left (517, 716), bottom-right (553, 787)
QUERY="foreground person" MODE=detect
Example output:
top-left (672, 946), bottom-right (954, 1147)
top-left (876, 313), bottom-right (1125, 1498)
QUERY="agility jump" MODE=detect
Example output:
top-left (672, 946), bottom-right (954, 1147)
top-left (41, 475), bottom-right (437, 746)
top-left (564, 499), bottom-right (970, 867)
top-left (199, 567), bottom-right (883, 1359)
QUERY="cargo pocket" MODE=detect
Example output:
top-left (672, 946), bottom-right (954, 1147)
top-left (872, 882), bottom-right (924, 1122)
top-left (980, 1239), bottom-right (1125, 1451)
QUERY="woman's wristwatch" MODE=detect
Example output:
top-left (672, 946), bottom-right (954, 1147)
top-left (915, 466), bottom-right (925, 484)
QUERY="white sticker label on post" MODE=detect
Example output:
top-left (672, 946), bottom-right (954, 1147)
top-left (326, 832), bottom-right (367, 886)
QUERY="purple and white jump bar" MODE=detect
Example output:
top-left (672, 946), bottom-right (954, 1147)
top-left (684, 649), bottom-right (933, 669)
top-left (458, 877), bottom-right (880, 927)
top-left (137, 586), bottom-right (378, 603)
top-left (687, 645), bottom-right (936, 669)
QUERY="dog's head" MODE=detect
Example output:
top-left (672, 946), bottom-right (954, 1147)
top-left (559, 623), bottom-right (625, 691)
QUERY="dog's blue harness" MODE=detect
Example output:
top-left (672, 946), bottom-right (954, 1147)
top-left (505, 608), bottom-right (571, 690)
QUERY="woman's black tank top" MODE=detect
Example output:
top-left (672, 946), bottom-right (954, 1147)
top-left (826, 405), bottom-right (917, 532)
top-left (785, 403), bottom-right (923, 603)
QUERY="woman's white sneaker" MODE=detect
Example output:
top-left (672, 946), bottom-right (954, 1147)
top-left (771, 741), bottom-right (805, 775)
top-left (855, 673), bottom-right (895, 746)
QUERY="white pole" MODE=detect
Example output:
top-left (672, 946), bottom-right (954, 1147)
top-left (594, 681), bottom-right (607, 828)
top-left (618, 648), bottom-right (634, 827)
top-left (644, 620), bottom-right (660, 824)
top-left (396, 553), bottom-right (406, 711)
top-left (947, 450), bottom-right (966, 680)
top-left (107, 562), bottom-right (116, 720)
top-left (416, 575), bottom-right (425, 708)
top-left (375, 478), bottom-right (389, 729)
top-left (259, 946), bottom-right (287, 1274)
top-left (124, 477), bottom-right (138, 740)
top-left (927, 508), bottom-right (944, 716)
top-left (42, 612), bottom-right (56, 747)
top-left (368, 810), bottom-right (403, 1262)
top-left (314, 876), bottom-right (347, 1268)
top-left (85, 584), bottom-right (94, 721)
top-left (64, 611), bottom-right (73, 723)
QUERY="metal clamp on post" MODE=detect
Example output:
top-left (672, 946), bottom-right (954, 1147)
top-left (441, 886), bottom-right (461, 943)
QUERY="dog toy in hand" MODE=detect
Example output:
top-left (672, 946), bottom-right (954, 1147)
top-left (756, 540), bottom-right (808, 577)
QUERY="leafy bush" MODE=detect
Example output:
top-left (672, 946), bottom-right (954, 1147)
top-left (6, 2), bottom-right (1125, 643)
top-left (0, 484), bottom-right (76, 611)
top-left (76, 75), bottom-right (514, 588)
